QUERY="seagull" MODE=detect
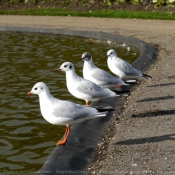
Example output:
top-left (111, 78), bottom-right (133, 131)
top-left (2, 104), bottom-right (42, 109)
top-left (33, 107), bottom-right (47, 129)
top-left (55, 62), bottom-right (116, 105)
top-left (107, 49), bottom-right (152, 80)
top-left (26, 82), bottom-right (107, 145)
top-left (79, 52), bottom-right (129, 89)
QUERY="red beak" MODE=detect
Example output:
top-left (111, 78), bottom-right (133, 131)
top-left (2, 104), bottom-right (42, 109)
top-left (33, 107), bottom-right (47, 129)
top-left (26, 91), bottom-right (32, 97)
top-left (55, 68), bottom-right (62, 72)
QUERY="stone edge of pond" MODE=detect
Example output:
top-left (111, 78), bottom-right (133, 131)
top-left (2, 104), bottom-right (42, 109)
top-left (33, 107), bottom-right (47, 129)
top-left (0, 26), bottom-right (158, 175)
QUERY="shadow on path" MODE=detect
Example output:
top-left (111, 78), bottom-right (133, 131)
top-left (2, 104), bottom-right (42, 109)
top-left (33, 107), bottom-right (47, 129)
top-left (115, 133), bottom-right (175, 145)
top-left (137, 96), bottom-right (174, 102)
top-left (132, 109), bottom-right (175, 118)
top-left (148, 82), bottom-right (175, 87)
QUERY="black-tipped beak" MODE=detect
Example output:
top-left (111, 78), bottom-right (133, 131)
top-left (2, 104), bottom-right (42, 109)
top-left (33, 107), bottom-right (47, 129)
top-left (26, 91), bottom-right (32, 97)
top-left (55, 68), bottom-right (62, 72)
top-left (79, 58), bottom-right (84, 61)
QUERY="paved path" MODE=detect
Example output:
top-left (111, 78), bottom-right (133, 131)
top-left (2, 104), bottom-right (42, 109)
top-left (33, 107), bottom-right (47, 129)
top-left (1, 15), bottom-right (175, 175)
top-left (1, 15), bottom-right (175, 35)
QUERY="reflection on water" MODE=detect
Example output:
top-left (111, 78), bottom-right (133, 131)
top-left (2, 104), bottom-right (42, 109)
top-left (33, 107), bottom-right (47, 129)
top-left (0, 31), bottom-right (140, 173)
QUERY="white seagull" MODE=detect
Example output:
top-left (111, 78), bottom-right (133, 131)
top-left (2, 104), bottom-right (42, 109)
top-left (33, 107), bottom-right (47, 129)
top-left (56, 62), bottom-right (116, 105)
top-left (107, 49), bottom-right (152, 80)
top-left (26, 82), bottom-right (107, 145)
top-left (80, 52), bottom-right (128, 89)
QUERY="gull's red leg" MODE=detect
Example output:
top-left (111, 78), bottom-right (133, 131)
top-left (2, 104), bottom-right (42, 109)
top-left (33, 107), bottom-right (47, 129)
top-left (116, 84), bottom-right (122, 88)
top-left (57, 126), bottom-right (70, 145)
top-left (85, 101), bottom-right (89, 106)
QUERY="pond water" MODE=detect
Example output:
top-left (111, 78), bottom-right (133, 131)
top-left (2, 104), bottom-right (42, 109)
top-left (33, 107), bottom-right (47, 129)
top-left (0, 31), bottom-right (140, 174)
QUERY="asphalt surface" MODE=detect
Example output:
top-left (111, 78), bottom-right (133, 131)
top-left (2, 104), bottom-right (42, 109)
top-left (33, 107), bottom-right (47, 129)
top-left (1, 16), bottom-right (175, 175)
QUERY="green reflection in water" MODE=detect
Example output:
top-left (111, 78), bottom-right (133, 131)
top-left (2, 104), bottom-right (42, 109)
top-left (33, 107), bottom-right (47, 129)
top-left (0, 31), bottom-right (140, 173)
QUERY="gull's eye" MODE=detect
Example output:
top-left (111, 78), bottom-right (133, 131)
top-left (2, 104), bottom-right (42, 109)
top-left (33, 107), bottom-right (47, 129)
top-left (69, 65), bottom-right (72, 69)
top-left (64, 65), bottom-right (67, 68)
top-left (41, 87), bottom-right (43, 89)
top-left (34, 88), bottom-right (37, 90)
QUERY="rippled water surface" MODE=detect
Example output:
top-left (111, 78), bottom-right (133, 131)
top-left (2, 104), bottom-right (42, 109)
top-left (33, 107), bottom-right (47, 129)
top-left (0, 31), bottom-right (140, 173)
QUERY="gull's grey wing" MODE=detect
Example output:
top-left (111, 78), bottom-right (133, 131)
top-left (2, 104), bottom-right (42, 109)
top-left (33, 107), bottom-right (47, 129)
top-left (114, 58), bottom-right (141, 76)
top-left (90, 68), bottom-right (123, 84)
top-left (75, 79), bottom-right (113, 98)
top-left (52, 99), bottom-right (97, 120)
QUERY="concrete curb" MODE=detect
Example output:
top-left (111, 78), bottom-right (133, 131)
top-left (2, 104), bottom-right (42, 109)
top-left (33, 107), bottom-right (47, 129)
top-left (0, 26), bottom-right (158, 175)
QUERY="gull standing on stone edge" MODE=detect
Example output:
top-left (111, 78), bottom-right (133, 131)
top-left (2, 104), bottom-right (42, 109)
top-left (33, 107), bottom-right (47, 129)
top-left (107, 49), bottom-right (152, 80)
top-left (79, 52), bottom-right (129, 89)
top-left (55, 62), bottom-right (116, 106)
top-left (26, 82), bottom-right (107, 145)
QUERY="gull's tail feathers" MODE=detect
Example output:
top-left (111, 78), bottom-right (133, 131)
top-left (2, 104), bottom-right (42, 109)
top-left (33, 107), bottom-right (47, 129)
top-left (96, 111), bottom-right (108, 117)
top-left (123, 79), bottom-right (137, 85)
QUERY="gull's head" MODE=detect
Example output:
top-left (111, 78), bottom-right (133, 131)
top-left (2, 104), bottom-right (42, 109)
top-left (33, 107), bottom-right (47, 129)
top-left (79, 52), bottom-right (92, 62)
top-left (56, 62), bottom-right (74, 72)
top-left (26, 82), bottom-right (48, 96)
top-left (107, 49), bottom-right (117, 58)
